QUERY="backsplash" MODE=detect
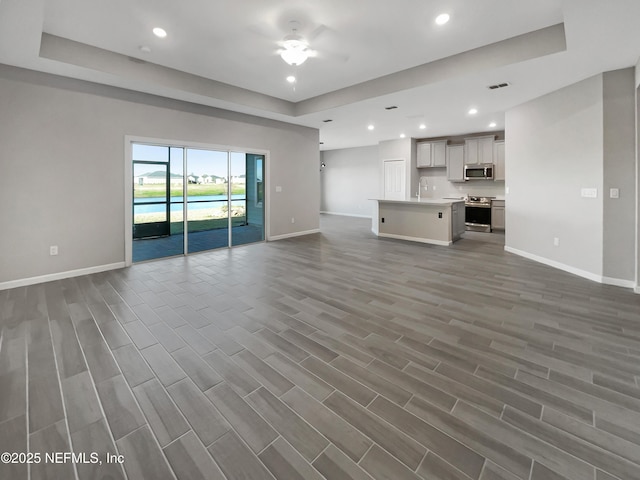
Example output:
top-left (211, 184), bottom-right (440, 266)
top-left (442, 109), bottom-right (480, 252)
top-left (419, 168), bottom-right (505, 198)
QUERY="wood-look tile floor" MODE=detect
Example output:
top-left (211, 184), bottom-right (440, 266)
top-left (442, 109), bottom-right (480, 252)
top-left (2, 214), bottom-right (640, 480)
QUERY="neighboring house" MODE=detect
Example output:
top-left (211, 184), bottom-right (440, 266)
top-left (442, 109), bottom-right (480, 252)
top-left (188, 173), bottom-right (227, 184)
top-left (135, 171), bottom-right (183, 185)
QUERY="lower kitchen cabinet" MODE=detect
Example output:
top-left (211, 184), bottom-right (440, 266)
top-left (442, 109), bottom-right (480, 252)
top-left (491, 200), bottom-right (505, 231)
top-left (452, 202), bottom-right (466, 239)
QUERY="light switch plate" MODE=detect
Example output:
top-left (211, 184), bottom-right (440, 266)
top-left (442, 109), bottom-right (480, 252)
top-left (609, 188), bottom-right (619, 199)
top-left (275, 186), bottom-right (282, 193)
top-left (581, 188), bottom-right (597, 198)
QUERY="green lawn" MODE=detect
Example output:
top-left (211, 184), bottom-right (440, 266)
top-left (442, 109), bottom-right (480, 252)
top-left (134, 183), bottom-right (246, 198)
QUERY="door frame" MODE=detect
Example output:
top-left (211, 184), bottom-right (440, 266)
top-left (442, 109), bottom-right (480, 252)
top-left (124, 135), bottom-right (270, 267)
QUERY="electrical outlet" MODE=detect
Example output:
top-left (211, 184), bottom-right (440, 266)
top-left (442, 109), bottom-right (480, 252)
top-left (609, 188), bottom-right (619, 199)
top-left (581, 188), bottom-right (597, 198)
top-left (553, 237), bottom-right (559, 247)
top-left (50, 245), bottom-right (58, 256)
top-left (275, 186), bottom-right (282, 193)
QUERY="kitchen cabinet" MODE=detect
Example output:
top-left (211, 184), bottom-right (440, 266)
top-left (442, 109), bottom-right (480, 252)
top-left (494, 141), bottom-right (505, 181)
top-left (465, 136), bottom-right (494, 165)
top-left (373, 199), bottom-right (465, 245)
top-left (417, 140), bottom-right (447, 168)
top-left (491, 199), bottom-right (505, 231)
top-left (451, 202), bottom-right (466, 239)
top-left (446, 145), bottom-right (465, 182)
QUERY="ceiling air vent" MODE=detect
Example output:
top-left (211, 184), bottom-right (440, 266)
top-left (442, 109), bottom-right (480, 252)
top-left (487, 82), bottom-right (511, 90)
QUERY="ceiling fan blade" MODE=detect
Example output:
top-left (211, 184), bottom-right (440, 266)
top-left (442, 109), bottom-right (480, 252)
top-left (247, 21), bottom-right (280, 40)
top-left (316, 49), bottom-right (350, 63)
top-left (307, 24), bottom-right (329, 42)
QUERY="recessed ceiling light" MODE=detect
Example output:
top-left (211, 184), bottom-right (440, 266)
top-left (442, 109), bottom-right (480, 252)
top-left (468, 108), bottom-right (478, 115)
top-left (419, 124), bottom-right (427, 129)
top-left (400, 133), bottom-right (406, 138)
top-left (153, 27), bottom-right (167, 38)
top-left (139, 45), bottom-right (151, 53)
top-left (286, 75), bottom-right (296, 83)
top-left (489, 122), bottom-right (497, 128)
top-left (435, 13), bottom-right (450, 25)
top-left (367, 124), bottom-right (375, 131)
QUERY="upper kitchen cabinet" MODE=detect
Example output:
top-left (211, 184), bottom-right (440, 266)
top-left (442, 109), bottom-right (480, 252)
top-left (494, 140), bottom-right (505, 181)
top-left (446, 145), bottom-right (465, 182)
top-left (464, 136), bottom-right (494, 165)
top-left (417, 140), bottom-right (447, 168)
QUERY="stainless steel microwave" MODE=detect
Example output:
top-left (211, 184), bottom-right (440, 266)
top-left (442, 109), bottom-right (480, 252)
top-left (464, 164), bottom-right (494, 180)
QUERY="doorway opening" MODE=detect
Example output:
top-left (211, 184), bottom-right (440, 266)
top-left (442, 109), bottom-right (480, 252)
top-left (130, 142), bottom-right (265, 263)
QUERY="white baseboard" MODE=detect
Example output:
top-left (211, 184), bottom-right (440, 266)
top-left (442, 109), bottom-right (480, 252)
top-left (504, 246), bottom-right (637, 290)
top-left (602, 276), bottom-right (636, 289)
top-left (0, 262), bottom-right (126, 291)
top-left (268, 229), bottom-right (321, 241)
top-left (378, 232), bottom-right (451, 247)
top-left (320, 211), bottom-right (372, 219)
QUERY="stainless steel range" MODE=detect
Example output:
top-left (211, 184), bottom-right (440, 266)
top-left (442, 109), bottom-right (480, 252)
top-left (465, 196), bottom-right (494, 232)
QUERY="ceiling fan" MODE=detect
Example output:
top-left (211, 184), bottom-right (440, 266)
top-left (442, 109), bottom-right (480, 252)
top-left (278, 21), bottom-right (316, 66)
top-left (246, 18), bottom-right (348, 66)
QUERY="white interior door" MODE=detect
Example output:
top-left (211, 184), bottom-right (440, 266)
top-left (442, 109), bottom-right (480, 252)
top-left (383, 159), bottom-right (406, 200)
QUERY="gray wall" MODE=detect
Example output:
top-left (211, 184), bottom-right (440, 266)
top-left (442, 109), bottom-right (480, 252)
top-left (506, 69), bottom-right (638, 285)
top-left (0, 64), bottom-right (319, 285)
top-left (505, 74), bottom-right (605, 278)
top-left (378, 138), bottom-right (417, 200)
top-left (320, 146), bottom-right (379, 217)
top-left (602, 68), bottom-right (636, 282)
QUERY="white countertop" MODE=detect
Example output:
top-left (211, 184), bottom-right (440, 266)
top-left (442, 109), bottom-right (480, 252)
top-left (372, 198), bottom-right (465, 205)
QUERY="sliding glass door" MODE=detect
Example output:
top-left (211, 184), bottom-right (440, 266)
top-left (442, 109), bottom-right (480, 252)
top-left (132, 145), bottom-right (184, 262)
top-left (186, 149), bottom-right (229, 253)
top-left (132, 143), bottom-right (265, 262)
top-left (231, 152), bottom-right (265, 246)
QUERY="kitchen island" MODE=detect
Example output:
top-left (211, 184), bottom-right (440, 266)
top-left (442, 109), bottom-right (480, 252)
top-left (371, 198), bottom-right (466, 246)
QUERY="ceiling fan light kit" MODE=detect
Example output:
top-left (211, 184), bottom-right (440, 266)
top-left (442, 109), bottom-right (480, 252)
top-left (279, 20), bottom-right (312, 66)
top-left (280, 46), bottom-right (309, 66)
